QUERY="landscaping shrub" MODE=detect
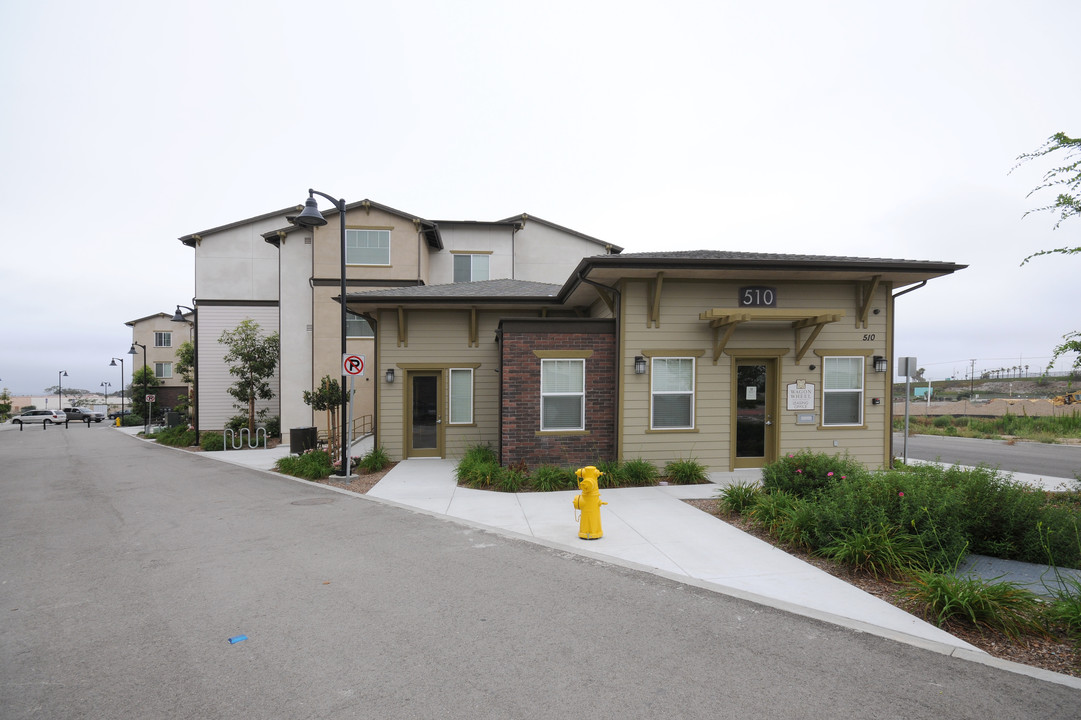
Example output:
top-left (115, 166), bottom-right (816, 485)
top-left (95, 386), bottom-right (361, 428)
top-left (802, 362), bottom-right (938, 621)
top-left (497, 468), bottom-right (527, 493)
top-left (356, 445), bottom-right (390, 473)
top-left (153, 425), bottom-right (196, 448)
top-left (596, 460), bottom-right (624, 489)
top-left (122, 414), bottom-right (144, 427)
top-left (1042, 576), bottom-right (1081, 641)
top-left (275, 449), bottom-right (333, 480)
top-left (819, 523), bottom-right (925, 578)
top-left (717, 481), bottom-right (760, 515)
top-left (266, 415), bottom-right (281, 438)
top-left (898, 570), bottom-right (1046, 639)
top-left (532, 465), bottom-right (576, 492)
top-left (761, 450), bottom-right (867, 498)
top-left (748, 490), bottom-right (801, 535)
top-left (455, 444), bottom-right (501, 489)
top-left (200, 431), bottom-right (224, 452)
top-left (663, 457), bottom-right (708, 484)
top-left (619, 458), bottom-right (658, 486)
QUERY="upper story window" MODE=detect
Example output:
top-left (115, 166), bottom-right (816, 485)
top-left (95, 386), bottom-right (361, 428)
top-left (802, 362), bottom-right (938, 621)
top-left (346, 311), bottom-right (374, 338)
top-left (453, 254), bottom-right (490, 283)
top-left (346, 229), bottom-right (391, 265)
top-left (154, 331), bottom-right (172, 348)
top-left (155, 362), bottom-right (173, 379)
top-left (540, 358), bottom-right (585, 431)
top-left (651, 357), bottom-right (695, 429)
top-left (822, 356), bottom-right (864, 426)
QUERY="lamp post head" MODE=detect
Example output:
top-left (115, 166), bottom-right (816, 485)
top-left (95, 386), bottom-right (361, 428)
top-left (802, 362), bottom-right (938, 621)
top-left (295, 195), bottom-right (329, 228)
top-left (128, 345), bottom-right (137, 355)
top-left (171, 308), bottom-right (187, 323)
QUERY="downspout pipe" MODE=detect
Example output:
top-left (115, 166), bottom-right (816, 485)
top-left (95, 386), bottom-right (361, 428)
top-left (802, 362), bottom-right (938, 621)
top-left (577, 270), bottom-right (622, 461)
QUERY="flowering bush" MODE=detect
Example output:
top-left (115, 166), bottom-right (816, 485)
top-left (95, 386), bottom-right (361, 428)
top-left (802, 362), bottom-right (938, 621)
top-left (761, 450), bottom-right (868, 498)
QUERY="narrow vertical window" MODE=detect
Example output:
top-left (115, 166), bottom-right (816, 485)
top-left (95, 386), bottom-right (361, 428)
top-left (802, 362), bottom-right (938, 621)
top-left (449, 368), bottom-right (473, 424)
top-left (540, 359), bottom-right (585, 431)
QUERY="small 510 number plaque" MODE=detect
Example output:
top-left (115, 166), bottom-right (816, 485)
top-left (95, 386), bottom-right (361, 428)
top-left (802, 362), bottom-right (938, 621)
top-left (739, 286), bottom-right (777, 307)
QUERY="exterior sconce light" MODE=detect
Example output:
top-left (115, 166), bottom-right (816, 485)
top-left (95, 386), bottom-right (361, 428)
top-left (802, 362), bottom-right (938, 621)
top-left (385, 368), bottom-right (395, 384)
top-left (872, 356), bottom-right (887, 373)
top-left (634, 356), bottom-right (647, 375)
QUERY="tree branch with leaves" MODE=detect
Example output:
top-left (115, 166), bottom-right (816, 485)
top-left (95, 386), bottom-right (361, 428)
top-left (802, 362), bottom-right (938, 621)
top-left (219, 319), bottom-right (280, 434)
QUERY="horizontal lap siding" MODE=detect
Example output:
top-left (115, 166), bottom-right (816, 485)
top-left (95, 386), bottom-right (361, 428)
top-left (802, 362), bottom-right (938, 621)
top-left (377, 308), bottom-right (527, 460)
top-left (197, 305), bottom-right (281, 431)
top-left (621, 279), bottom-right (891, 472)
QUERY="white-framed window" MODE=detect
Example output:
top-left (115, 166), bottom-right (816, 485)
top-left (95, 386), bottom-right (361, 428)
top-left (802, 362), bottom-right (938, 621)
top-left (346, 229), bottom-right (391, 265)
top-left (822, 356), bottom-right (864, 426)
top-left (346, 311), bottom-right (374, 338)
top-left (154, 362), bottom-right (172, 379)
top-left (154, 331), bottom-right (172, 348)
top-left (651, 357), bottom-right (695, 429)
top-left (453, 254), bottom-right (490, 283)
top-left (448, 368), bottom-right (473, 424)
top-left (540, 358), bottom-right (585, 431)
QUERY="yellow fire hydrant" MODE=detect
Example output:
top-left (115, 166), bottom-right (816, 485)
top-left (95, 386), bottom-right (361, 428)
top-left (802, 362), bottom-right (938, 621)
top-left (573, 465), bottom-right (607, 540)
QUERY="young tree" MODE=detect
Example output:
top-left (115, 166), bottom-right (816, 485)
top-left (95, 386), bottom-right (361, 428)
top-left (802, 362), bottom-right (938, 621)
top-left (0, 388), bottom-right (11, 421)
top-left (129, 367), bottom-right (162, 419)
top-left (175, 340), bottom-right (195, 416)
top-left (303, 375), bottom-right (343, 460)
top-left (1015, 132), bottom-right (1081, 372)
top-left (219, 319), bottom-right (280, 434)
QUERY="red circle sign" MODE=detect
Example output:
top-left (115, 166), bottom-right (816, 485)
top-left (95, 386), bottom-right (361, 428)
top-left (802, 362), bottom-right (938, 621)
top-left (343, 355), bottom-right (364, 375)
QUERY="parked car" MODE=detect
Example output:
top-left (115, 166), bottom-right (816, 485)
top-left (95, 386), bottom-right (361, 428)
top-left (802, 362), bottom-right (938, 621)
top-left (63, 407), bottom-right (105, 423)
top-left (108, 410), bottom-right (132, 420)
top-left (11, 409), bottom-right (67, 425)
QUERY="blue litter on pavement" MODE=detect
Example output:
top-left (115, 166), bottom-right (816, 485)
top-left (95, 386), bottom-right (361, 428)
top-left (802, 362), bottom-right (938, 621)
top-left (228, 635), bottom-right (248, 644)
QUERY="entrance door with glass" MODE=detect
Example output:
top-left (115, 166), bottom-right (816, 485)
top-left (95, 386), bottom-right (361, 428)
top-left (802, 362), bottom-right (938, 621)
top-left (406, 371), bottom-right (443, 457)
top-left (733, 359), bottom-right (778, 468)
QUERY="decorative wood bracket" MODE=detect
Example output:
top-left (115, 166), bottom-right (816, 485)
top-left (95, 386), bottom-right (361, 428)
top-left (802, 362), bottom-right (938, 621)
top-left (856, 275), bottom-right (881, 328)
top-left (647, 272), bottom-right (664, 327)
top-left (794, 314), bottom-right (843, 363)
top-left (468, 307), bottom-right (478, 347)
top-left (397, 306), bottom-right (407, 347)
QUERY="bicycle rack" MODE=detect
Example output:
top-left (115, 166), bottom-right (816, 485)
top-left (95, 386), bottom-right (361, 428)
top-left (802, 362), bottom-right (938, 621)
top-left (224, 427), bottom-right (267, 450)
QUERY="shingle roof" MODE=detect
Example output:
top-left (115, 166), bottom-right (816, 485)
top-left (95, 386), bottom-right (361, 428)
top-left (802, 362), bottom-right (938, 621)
top-left (348, 278), bottom-right (561, 301)
top-left (611, 250), bottom-right (952, 265)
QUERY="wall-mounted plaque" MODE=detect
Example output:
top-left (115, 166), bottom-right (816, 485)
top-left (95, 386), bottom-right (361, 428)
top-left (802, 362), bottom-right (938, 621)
top-left (787, 380), bottom-right (815, 410)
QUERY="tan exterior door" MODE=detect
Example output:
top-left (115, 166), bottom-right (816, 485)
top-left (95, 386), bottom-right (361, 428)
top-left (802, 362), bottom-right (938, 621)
top-left (732, 359), bottom-right (779, 468)
top-left (406, 371), bottom-right (443, 458)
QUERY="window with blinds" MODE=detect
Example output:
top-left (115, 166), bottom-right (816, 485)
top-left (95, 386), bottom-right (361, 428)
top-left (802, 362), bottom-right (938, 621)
top-left (823, 356), bottom-right (863, 425)
top-left (540, 359), bottom-right (585, 431)
top-left (651, 357), bottom-right (694, 429)
top-left (449, 368), bottom-right (473, 424)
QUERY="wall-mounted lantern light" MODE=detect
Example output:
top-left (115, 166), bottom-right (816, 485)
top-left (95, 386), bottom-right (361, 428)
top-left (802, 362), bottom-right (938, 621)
top-left (385, 368), bottom-right (395, 384)
top-left (634, 356), bottom-right (647, 375)
top-left (872, 355), bottom-right (887, 373)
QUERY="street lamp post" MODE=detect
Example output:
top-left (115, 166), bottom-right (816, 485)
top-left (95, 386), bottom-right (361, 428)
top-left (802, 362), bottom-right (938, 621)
top-left (109, 357), bottom-right (125, 422)
top-left (171, 302), bottom-right (199, 443)
top-left (128, 342), bottom-right (147, 434)
top-left (294, 189), bottom-right (350, 477)
top-left (58, 370), bottom-right (67, 411)
top-left (100, 381), bottom-right (111, 413)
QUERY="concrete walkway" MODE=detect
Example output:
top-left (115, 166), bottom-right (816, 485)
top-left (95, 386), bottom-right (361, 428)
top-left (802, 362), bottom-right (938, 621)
top-left (125, 427), bottom-right (1081, 686)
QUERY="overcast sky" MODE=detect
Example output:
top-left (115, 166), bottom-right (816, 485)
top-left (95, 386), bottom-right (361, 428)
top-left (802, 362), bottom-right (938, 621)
top-left (2, 0), bottom-right (1078, 397)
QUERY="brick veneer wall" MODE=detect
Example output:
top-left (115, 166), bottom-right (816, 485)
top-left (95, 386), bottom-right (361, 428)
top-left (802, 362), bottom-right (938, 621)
top-left (500, 320), bottom-right (616, 469)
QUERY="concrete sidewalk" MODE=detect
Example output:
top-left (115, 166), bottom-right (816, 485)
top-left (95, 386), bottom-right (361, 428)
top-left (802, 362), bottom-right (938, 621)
top-left (124, 426), bottom-right (1081, 685)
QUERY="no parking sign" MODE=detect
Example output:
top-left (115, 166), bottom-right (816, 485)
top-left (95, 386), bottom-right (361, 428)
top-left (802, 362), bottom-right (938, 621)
top-left (343, 354), bottom-right (365, 376)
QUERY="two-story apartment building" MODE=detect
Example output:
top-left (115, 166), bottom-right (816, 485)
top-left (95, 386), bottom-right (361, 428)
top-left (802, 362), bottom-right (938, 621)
top-left (125, 311), bottom-right (192, 412)
top-left (181, 198), bottom-right (619, 440)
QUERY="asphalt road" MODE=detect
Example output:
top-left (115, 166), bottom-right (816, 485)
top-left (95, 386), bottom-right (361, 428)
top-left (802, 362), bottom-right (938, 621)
top-left (2, 425), bottom-right (1079, 718)
top-left (893, 432), bottom-right (1081, 481)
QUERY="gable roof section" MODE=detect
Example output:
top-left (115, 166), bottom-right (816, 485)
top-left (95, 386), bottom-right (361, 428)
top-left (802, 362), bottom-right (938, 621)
top-left (180, 205), bottom-right (303, 247)
top-left (559, 249), bottom-right (965, 297)
top-left (347, 278), bottom-right (561, 307)
top-left (498, 213), bottom-right (622, 253)
top-left (261, 198), bottom-right (443, 249)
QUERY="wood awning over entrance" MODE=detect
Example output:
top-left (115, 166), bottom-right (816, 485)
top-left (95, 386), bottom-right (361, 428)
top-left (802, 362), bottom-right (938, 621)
top-left (698, 308), bottom-right (846, 364)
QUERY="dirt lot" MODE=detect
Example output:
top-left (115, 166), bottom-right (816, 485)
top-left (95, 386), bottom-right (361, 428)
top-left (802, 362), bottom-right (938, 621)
top-left (894, 396), bottom-right (1067, 417)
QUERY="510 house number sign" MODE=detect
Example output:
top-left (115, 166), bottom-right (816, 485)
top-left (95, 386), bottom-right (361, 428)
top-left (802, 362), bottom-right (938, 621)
top-left (739, 286), bottom-right (776, 307)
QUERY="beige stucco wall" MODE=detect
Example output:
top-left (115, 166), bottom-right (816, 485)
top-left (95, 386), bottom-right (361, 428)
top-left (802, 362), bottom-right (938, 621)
top-left (128, 314), bottom-right (188, 391)
top-left (194, 217), bottom-right (283, 301)
top-left (513, 222), bottom-right (610, 282)
top-left (311, 206), bottom-right (424, 284)
top-left (619, 278), bottom-right (893, 472)
top-left (278, 231), bottom-right (314, 432)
